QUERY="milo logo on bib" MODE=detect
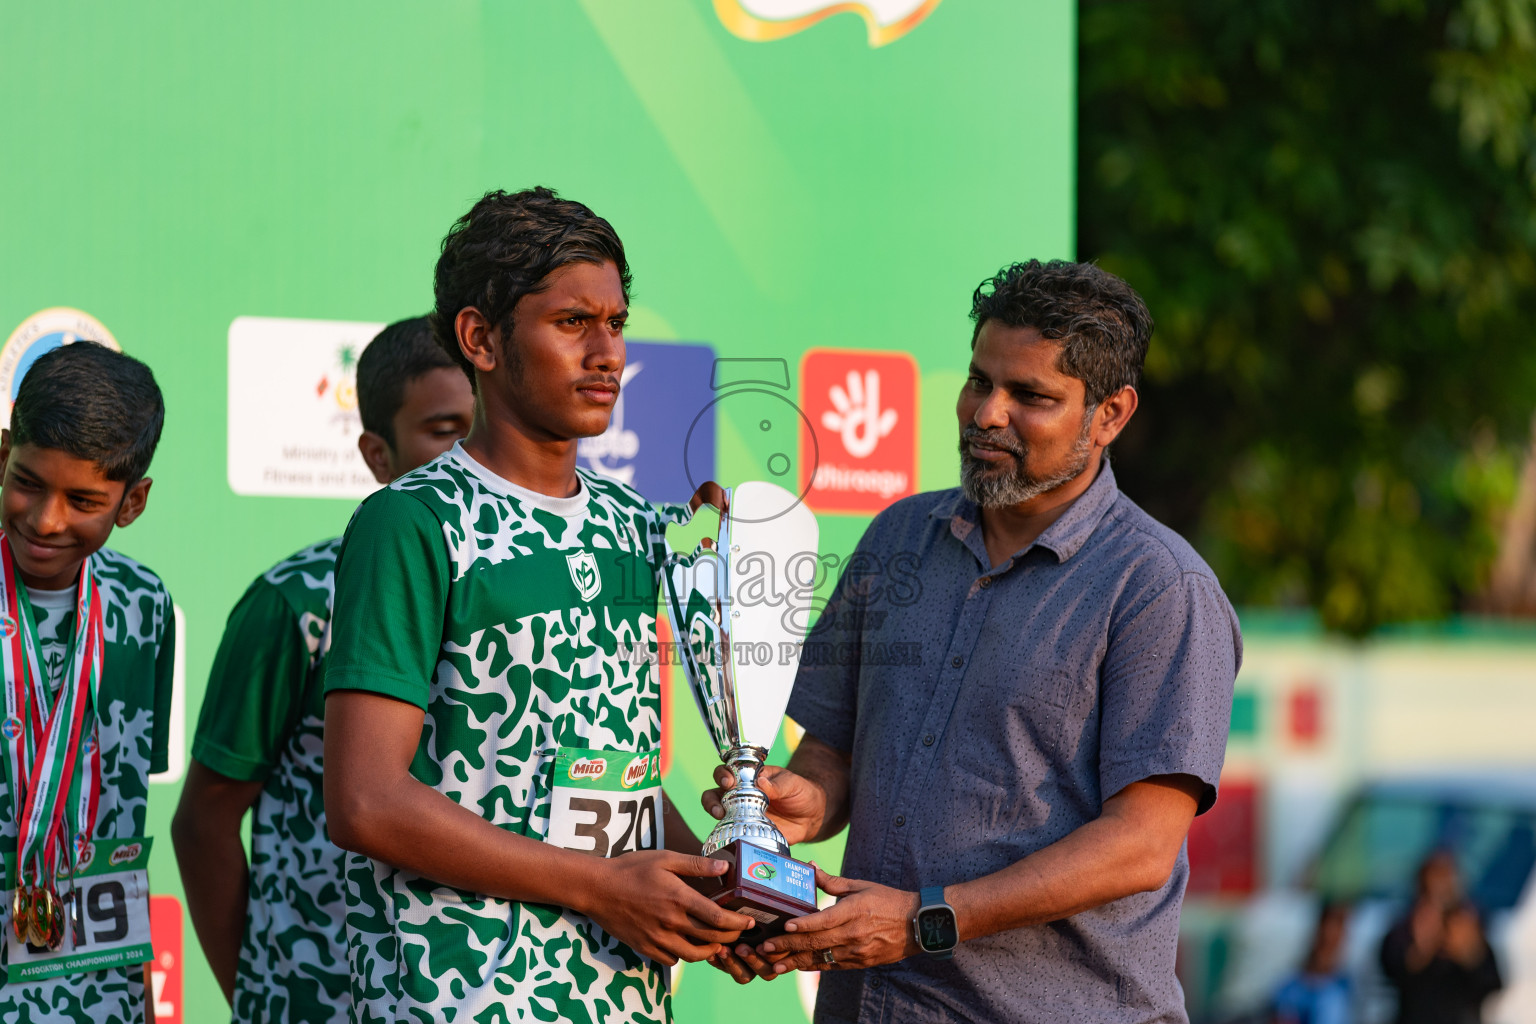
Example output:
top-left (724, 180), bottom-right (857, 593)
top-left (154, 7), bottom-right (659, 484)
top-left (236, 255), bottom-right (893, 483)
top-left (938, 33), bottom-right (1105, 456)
top-left (621, 755), bottom-right (652, 789)
top-left (568, 757), bottom-right (607, 782)
top-left (110, 842), bottom-right (144, 866)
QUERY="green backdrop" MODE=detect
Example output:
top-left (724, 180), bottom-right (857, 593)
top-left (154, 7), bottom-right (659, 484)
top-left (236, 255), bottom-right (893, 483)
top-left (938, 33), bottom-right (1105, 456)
top-left (0, 2), bottom-right (1073, 1018)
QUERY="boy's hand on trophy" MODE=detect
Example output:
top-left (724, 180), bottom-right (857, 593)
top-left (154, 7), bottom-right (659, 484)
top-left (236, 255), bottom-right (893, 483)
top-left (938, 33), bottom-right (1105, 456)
top-left (579, 852), bottom-right (756, 966)
top-left (755, 866), bottom-right (921, 973)
top-left (702, 764), bottom-right (826, 846)
top-left (706, 942), bottom-right (778, 984)
top-left (689, 481), bottom-right (729, 515)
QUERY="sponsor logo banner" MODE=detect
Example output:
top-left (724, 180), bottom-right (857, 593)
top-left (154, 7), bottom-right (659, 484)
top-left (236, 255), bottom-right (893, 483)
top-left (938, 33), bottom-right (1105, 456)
top-left (227, 316), bottom-right (382, 499)
top-left (149, 895), bottom-right (183, 1024)
top-left (799, 348), bottom-right (917, 514)
top-left (578, 340), bottom-right (716, 504)
top-left (715, 0), bottom-right (943, 47)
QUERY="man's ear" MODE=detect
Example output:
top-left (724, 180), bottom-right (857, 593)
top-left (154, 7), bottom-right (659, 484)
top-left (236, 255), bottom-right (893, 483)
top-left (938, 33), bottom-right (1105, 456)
top-left (115, 477), bottom-right (152, 529)
top-left (358, 431), bottom-right (394, 485)
top-left (0, 430), bottom-right (11, 478)
top-left (455, 307), bottom-right (498, 376)
top-left (1091, 386), bottom-right (1139, 449)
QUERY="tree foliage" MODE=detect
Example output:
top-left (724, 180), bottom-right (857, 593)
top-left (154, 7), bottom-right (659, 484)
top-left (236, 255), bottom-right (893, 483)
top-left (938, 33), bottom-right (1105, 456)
top-left (1080, 0), bottom-right (1536, 633)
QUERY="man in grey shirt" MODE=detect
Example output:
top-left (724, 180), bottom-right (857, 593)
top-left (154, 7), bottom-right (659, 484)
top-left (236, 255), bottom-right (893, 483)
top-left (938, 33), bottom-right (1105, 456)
top-left (705, 259), bottom-right (1241, 1022)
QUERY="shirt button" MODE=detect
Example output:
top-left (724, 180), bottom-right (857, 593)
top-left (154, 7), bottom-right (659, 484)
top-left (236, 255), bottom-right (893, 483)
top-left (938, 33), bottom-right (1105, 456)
top-left (923, 734), bottom-right (935, 746)
top-left (979, 576), bottom-right (992, 588)
top-left (951, 656), bottom-right (964, 668)
top-left (894, 815), bottom-right (906, 827)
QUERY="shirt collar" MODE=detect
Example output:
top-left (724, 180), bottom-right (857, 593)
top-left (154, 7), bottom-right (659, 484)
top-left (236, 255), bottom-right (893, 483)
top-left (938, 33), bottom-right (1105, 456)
top-left (931, 457), bottom-right (1121, 566)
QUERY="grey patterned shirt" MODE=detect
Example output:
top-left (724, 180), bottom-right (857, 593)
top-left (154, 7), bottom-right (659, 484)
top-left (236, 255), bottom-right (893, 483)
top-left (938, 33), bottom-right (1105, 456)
top-left (788, 460), bottom-right (1241, 1024)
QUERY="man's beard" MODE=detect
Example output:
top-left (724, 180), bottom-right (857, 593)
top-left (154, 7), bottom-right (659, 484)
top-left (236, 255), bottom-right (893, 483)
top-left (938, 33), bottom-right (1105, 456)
top-left (958, 415), bottom-right (1094, 508)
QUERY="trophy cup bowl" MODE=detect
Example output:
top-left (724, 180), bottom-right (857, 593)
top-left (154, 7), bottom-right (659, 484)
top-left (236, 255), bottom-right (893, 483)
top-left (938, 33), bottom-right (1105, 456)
top-left (663, 480), bottom-right (820, 940)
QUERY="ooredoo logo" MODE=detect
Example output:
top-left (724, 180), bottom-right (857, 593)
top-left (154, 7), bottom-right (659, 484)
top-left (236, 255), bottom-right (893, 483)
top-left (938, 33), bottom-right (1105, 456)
top-left (568, 757), bottom-right (607, 782)
top-left (621, 755), bottom-right (651, 789)
top-left (799, 349), bottom-right (917, 515)
top-left (110, 842), bottom-right (143, 866)
top-left (748, 861), bottom-right (777, 882)
top-left (716, 0), bottom-right (943, 47)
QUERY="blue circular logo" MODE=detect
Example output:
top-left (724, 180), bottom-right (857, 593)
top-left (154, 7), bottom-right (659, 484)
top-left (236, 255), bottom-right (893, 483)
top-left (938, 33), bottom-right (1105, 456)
top-left (0, 309), bottom-right (120, 424)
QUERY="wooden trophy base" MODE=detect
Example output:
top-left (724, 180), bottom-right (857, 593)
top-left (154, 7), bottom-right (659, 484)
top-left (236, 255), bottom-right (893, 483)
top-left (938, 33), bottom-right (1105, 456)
top-left (691, 838), bottom-right (819, 942)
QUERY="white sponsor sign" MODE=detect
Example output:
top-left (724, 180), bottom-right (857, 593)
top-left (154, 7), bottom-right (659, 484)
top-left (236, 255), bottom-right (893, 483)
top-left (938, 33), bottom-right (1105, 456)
top-left (227, 317), bottom-right (383, 499)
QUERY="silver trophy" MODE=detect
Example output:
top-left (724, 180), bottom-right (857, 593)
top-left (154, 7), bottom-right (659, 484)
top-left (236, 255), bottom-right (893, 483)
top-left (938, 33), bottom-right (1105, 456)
top-left (663, 481), bottom-right (820, 933)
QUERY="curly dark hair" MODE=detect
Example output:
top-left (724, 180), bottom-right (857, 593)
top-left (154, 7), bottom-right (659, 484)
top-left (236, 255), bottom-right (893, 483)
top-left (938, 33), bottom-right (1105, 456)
top-left (969, 260), bottom-right (1153, 406)
top-left (430, 187), bottom-right (630, 382)
top-left (11, 342), bottom-right (165, 485)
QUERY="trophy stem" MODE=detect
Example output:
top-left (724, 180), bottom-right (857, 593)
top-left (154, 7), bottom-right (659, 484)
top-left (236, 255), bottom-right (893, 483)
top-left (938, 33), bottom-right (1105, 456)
top-left (702, 745), bottom-right (789, 857)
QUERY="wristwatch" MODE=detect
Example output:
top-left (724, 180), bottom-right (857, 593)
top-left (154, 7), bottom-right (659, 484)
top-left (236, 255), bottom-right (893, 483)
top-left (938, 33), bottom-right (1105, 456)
top-left (912, 885), bottom-right (959, 959)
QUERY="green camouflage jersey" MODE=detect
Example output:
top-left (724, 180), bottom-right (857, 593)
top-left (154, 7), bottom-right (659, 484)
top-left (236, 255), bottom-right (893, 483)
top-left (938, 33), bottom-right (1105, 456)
top-left (191, 537), bottom-right (348, 1024)
top-left (325, 443), bottom-right (687, 1024)
top-left (0, 547), bottom-right (175, 1022)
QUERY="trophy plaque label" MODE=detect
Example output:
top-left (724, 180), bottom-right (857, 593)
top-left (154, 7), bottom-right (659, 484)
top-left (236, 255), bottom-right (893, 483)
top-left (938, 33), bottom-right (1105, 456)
top-left (545, 748), bottom-right (664, 858)
top-left (696, 840), bottom-right (819, 941)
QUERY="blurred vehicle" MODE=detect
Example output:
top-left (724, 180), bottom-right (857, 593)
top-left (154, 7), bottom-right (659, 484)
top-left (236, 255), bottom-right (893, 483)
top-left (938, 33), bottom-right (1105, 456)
top-left (1189, 777), bottom-right (1536, 1023)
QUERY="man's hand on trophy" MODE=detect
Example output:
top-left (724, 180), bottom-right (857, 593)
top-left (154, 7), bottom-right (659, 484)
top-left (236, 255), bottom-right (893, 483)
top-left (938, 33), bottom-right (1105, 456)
top-left (754, 866), bottom-right (921, 973)
top-left (576, 852), bottom-right (756, 966)
top-left (702, 764), bottom-right (825, 845)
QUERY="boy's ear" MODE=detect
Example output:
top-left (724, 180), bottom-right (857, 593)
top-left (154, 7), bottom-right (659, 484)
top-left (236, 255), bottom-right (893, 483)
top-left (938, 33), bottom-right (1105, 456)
top-left (358, 431), bottom-right (393, 485)
top-left (0, 429), bottom-right (11, 475)
top-left (115, 477), bottom-right (152, 529)
top-left (455, 307), bottom-right (498, 376)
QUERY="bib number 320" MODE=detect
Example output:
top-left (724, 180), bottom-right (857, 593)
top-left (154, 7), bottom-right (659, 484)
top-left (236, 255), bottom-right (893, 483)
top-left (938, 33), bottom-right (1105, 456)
top-left (546, 748), bottom-right (664, 858)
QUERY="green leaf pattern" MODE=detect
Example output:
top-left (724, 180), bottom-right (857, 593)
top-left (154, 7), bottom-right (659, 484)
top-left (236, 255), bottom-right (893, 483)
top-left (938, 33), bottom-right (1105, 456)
top-left (344, 459), bottom-right (689, 1022)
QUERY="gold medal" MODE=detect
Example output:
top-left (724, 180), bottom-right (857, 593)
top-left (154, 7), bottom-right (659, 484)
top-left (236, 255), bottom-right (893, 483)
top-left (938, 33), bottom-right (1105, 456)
top-left (10, 885), bottom-right (27, 942)
top-left (45, 887), bottom-right (64, 951)
top-left (26, 885), bottom-right (50, 948)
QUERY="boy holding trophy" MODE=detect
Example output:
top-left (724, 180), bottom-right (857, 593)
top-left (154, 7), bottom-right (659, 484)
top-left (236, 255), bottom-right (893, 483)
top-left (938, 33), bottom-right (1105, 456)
top-left (322, 187), bottom-right (754, 1023)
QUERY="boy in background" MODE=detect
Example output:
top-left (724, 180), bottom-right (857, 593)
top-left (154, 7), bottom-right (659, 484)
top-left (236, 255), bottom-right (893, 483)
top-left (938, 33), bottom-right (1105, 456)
top-left (171, 317), bottom-right (472, 1023)
top-left (0, 342), bottom-right (174, 1023)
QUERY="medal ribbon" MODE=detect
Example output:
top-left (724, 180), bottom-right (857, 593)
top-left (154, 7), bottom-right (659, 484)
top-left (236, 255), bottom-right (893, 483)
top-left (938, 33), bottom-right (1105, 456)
top-left (0, 538), bottom-right (103, 895)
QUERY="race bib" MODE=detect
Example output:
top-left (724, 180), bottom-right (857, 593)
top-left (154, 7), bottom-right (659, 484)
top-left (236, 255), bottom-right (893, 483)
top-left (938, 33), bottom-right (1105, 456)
top-left (546, 748), bottom-right (664, 857)
top-left (5, 837), bottom-right (154, 982)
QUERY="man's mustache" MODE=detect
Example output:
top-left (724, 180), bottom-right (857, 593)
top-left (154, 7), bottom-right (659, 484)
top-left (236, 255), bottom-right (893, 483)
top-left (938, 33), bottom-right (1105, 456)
top-left (960, 425), bottom-right (1025, 459)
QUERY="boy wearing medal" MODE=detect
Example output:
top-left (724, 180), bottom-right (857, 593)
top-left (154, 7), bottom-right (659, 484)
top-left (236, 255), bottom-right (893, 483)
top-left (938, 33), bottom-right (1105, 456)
top-left (171, 317), bottom-right (473, 1023)
top-left (0, 342), bottom-right (173, 1022)
top-left (323, 187), bottom-right (753, 1023)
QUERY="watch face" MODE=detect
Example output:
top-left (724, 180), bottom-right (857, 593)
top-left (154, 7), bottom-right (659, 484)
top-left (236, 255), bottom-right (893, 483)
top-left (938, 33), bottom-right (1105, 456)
top-left (917, 906), bottom-right (958, 952)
